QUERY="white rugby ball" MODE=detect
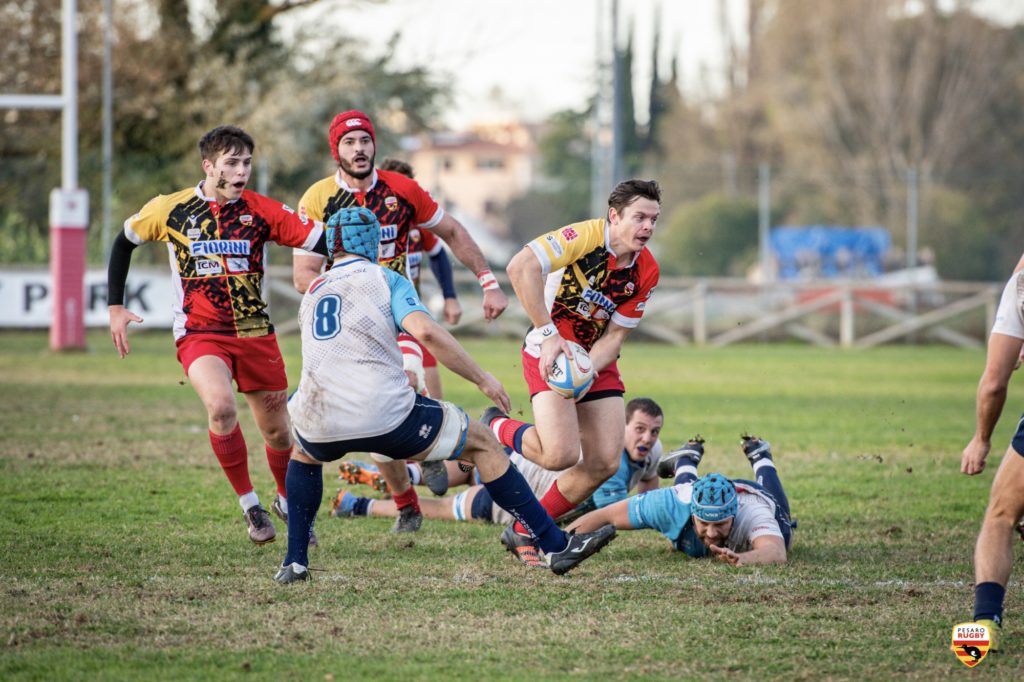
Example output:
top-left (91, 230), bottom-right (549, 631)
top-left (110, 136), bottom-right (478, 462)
top-left (545, 341), bottom-right (595, 400)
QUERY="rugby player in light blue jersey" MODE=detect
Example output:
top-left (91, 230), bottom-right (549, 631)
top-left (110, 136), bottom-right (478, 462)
top-left (275, 207), bottom-right (617, 583)
top-left (568, 435), bottom-right (794, 566)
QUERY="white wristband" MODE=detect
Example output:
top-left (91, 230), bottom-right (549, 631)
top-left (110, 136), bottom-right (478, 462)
top-left (525, 323), bottom-right (558, 346)
top-left (477, 269), bottom-right (501, 291)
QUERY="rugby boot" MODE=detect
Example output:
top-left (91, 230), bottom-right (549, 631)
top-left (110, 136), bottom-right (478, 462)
top-left (499, 523), bottom-right (546, 568)
top-left (546, 524), bottom-right (618, 576)
top-left (420, 460), bottom-right (450, 496)
top-left (273, 562), bottom-right (309, 584)
top-left (244, 504), bottom-right (277, 545)
top-left (338, 461), bottom-right (390, 493)
top-left (741, 434), bottom-right (773, 464)
top-left (392, 504), bottom-right (423, 533)
top-left (656, 436), bottom-right (705, 479)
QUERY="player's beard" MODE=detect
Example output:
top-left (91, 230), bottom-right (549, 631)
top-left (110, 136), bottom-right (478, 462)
top-left (340, 152), bottom-right (375, 180)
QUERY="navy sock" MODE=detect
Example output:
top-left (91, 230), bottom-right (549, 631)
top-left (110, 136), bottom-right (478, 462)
top-left (484, 464), bottom-right (566, 554)
top-left (753, 462), bottom-right (791, 518)
top-left (974, 582), bottom-right (1006, 625)
top-left (352, 496), bottom-right (372, 517)
top-left (283, 460), bottom-right (322, 569)
top-left (512, 425), bottom-right (530, 455)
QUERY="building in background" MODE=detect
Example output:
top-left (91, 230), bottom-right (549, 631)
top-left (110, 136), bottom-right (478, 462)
top-left (403, 121), bottom-right (539, 263)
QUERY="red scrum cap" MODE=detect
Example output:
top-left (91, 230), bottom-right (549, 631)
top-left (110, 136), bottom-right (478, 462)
top-left (329, 110), bottom-right (376, 164)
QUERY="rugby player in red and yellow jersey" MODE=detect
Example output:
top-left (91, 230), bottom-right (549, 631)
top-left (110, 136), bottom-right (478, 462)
top-left (485, 179), bottom-right (661, 566)
top-left (106, 125), bottom-right (329, 546)
top-left (292, 112), bottom-right (503, 525)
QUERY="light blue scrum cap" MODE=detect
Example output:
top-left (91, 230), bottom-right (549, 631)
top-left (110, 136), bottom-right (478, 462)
top-left (691, 473), bottom-right (738, 522)
top-left (326, 206), bottom-right (380, 262)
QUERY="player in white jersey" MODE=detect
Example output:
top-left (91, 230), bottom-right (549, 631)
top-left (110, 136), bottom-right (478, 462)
top-left (568, 434), bottom-right (794, 566)
top-left (274, 207), bottom-right (617, 583)
top-left (960, 268), bottom-right (1024, 651)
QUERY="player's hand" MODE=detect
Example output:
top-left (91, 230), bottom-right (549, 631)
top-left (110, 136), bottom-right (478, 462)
top-left (481, 288), bottom-right (508, 321)
top-left (709, 544), bottom-right (741, 566)
top-left (109, 305), bottom-right (143, 359)
top-left (443, 297), bottom-right (463, 325)
top-left (477, 372), bottom-right (511, 413)
top-left (961, 437), bottom-right (991, 475)
top-left (538, 334), bottom-right (570, 381)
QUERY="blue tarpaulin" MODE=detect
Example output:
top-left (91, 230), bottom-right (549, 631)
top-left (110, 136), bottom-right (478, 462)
top-left (770, 226), bottom-right (891, 279)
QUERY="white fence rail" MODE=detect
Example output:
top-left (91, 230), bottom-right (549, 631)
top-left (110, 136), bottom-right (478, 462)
top-left (269, 267), bottom-right (999, 349)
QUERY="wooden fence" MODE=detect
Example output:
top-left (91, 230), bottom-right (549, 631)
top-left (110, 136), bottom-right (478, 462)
top-left (267, 266), bottom-right (999, 349)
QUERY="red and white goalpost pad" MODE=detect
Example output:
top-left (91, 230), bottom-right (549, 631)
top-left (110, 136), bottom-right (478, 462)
top-left (49, 188), bottom-right (89, 350)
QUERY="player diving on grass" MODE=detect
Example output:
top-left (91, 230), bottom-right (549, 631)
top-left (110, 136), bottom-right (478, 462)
top-left (331, 397), bottom-right (665, 530)
top-left (482, 179), bottom-right (662, 567)
top-left (274, 207), bottom-right (617, 583)
top-left (568, 434), bottom-right (795, 566)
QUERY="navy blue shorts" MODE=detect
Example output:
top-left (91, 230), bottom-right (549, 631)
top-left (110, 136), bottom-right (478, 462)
top-left (1011, 413), bottom-right (1024, 457)
top-left (470, 487), bottom-right (495, 522)
top-left (294, 394), bottom-right (447, 463)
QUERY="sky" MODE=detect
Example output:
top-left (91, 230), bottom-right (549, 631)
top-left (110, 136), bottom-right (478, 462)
top-left (288, 0), bottom-right (743, 128)
top-left (285, 0), bottom-right (1024, 130)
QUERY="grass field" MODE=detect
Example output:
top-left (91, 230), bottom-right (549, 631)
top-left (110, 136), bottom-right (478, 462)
top-left (2, 330), bottom-right (1023, 680)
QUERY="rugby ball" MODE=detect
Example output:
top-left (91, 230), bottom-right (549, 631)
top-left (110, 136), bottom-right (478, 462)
top-left (545, 341), bottom-right (595, 400)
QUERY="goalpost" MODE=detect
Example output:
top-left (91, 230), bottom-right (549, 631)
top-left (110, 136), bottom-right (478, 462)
top-left (0, 0), bottom-right (87, 350)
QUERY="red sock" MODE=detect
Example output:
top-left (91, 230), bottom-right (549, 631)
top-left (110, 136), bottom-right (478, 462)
top-left (392, 486), bottom-right (421, 515)
top-left (209, 424), bottom-right (252, 496)
top-left (515, 479), bottom-right (574, 535)
top-left (496, 417), bottom-right (529, 449)
top-left (265, 444), bottom-right (291, 497)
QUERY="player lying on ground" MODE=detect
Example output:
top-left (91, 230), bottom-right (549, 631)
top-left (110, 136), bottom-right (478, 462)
top-left (331, 398), bottom-right (665, 530)
top-left (568, 435), bottom-right (794, 566)
top-left (959, 263), bottom-right (1024, 651)
top-left (107, 125), bottom-right (328, 546)
top-left (274, 207), bottom-right (616, 583)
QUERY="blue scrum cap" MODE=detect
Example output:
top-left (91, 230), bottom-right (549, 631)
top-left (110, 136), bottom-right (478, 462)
top-left (326, 207), bottom-right (380, 262)
top-left (690, 473), bottom-right (738, 522)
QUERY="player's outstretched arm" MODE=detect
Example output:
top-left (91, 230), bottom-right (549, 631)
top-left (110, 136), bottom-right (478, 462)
top-left (963, 332), bottom-right (1022, 475)
top-left (566, 497), bottom-right (635, 534)
top-left (401, 311), bottom-right (511, 412)
top-left (431, 214), bottom-right (508, 320)
top-left (711, 535), bottom-right (787, 566)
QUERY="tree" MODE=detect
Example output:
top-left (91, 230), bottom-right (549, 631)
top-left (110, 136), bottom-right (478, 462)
top-left (656, 194), bottom-right (762, 277)
top-left (0, 0), bottom-right (448, 265)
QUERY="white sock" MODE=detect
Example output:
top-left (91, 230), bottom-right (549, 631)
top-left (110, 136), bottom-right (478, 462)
top-left (407, 463), bottom-right (422, 486)
top-left (275, 496), bottom-right (288, 515)
top-left (366, 499), bottom-right (376, 516)
top-left (677, 464), bottom-right (698, 480)
top-left (752, 459), bottom-right (777, 474)
top-left (452, 490), bottom-right (468, 521)
top-left (239, 491), bottom-right (260, 512)
top-left (490, 417), bottom-right (508, 440)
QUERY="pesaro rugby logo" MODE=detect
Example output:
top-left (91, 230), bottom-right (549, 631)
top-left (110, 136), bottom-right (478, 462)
top-left (950, 622), bottom-right (990, 667)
